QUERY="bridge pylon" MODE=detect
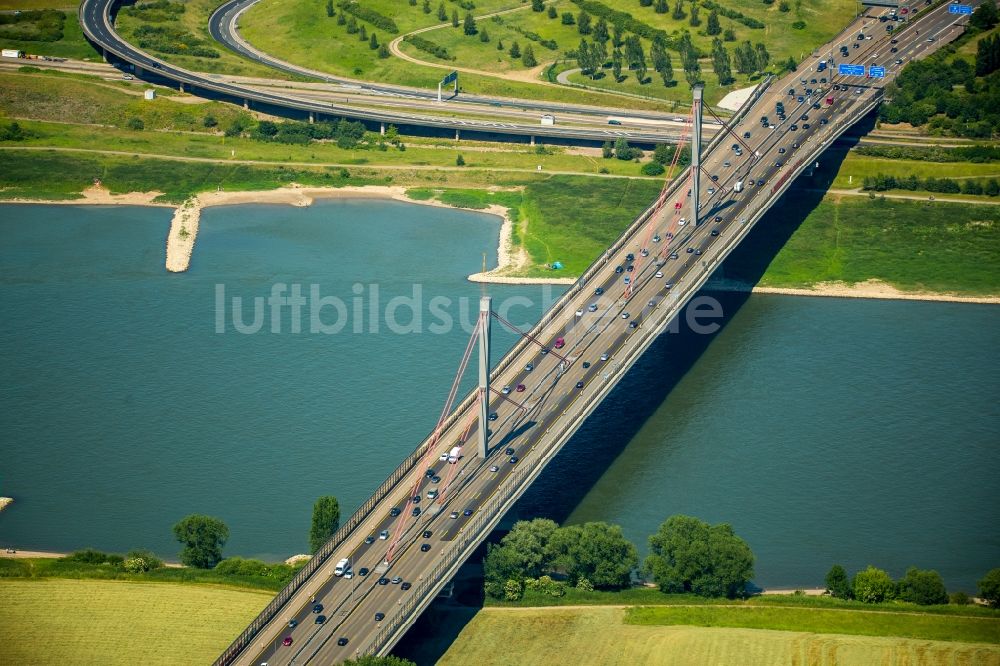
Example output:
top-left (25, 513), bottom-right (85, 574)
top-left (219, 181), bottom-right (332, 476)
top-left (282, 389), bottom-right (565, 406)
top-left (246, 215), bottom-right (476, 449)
top-left (477, 296), bottom-right (491, 458)
top-left (691, 83), bottom-right (704, 225)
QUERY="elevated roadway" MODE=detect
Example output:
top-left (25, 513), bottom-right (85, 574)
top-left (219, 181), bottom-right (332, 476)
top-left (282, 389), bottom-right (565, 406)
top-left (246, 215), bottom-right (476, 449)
top-left (218, 2), bottom-right (976, 664)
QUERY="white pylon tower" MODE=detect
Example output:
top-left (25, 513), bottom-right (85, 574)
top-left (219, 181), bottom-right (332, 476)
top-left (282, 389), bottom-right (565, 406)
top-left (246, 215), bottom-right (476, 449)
top-left (477, 296), bottom-right (491, 458)
top-left (691, 83), bottom-right (704, 226)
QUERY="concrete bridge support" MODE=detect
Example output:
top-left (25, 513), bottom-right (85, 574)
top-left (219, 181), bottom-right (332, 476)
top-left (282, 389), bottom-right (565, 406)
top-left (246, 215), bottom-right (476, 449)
top-left (455, 129), bottom-right (460, 141)
top-left (380, 122), bottom-right (385, 136)
top-left (477, 296), bottom-right (491, 458)
top-left (243, 99), bottom-right (249, 110)
top-left (309, 112), bottom-right (314, 124)
top-left (692, 84), bottom-right (704, 225)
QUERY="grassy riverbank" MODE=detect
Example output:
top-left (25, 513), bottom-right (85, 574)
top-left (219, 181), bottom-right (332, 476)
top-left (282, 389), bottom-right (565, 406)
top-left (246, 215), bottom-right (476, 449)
top-left (0, 579), bottom-right (269, 665)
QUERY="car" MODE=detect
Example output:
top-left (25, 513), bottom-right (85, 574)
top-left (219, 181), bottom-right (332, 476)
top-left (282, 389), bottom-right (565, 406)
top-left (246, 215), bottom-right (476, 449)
top-left (575, 309), bottom-right (583, 317)
top-left (723, 161), bottom-right (731, 168)
top-left (412, 507), bottom-right (421, 517)
top-left (757, 179), bottom-right (765, 186)
top-left (153, 62), bottom-right (162, 68)
top-left (623, 276), bottom-right (631, 285)
top-left (582, 361), bottom-right (591, 369)
top-left (626, 253), bottom-right (635, 261)
top-left (653, 234), bottom-right (662, 242)
top-left (392, 576), bottom-right (403, 584)
top-left (420, 543), bottom-right (431, 552)
top-left (812, 102), bottom-right (821, 109)
top-left (359, 567), bottom-right (370, 577)
top-left (390, 507), bottom-right (401, 517)
top-left (669, 252), bottom-right (678, 259)
top-left (625, 264), bottom-right (635, 272)
top-left (678, 217), bottom-right (687, 226)
top-left (501, 385), bottom-right (511, 394)
top-left (315, 615), bottom-right (326, 624)
top-left (282, 636), bottom-right (294, 647)
top-left (422, 529), bottom-right (433, 539)
top-left (628, 321), bottom-right (638, 329)
top-left (792, 142), bottom-right (799, 149)
top-left (505, 447), bottom-right (515, 455)
top-left (431, 475), bottom-right (441, 483)
top-left (748, 180), bottom-right (756, 187)
top-left (695, 249), bottom-right (702, 256)
top-left (927, 37), bottom-right (935, 42)
top-left (664, 282), bottom-right (673, 289)
top-left (515, 384), bottom-right (525, 393)
top-left (853, 43), bottom-right (859, 48)
top-left (640, 248), bottom-right (649, 257)
top-left (509, 456), bottom-right (519, 464)
top-left (895, 58), bottom-right (903, 65)
top-left (337, 637), bottom-right (349, 646)
top-left (488, 412), bottom-right (498, 422)
top-left (790, 124), bottom-right (798, 131)
top-left (810, 78), bottom-right (817, 84)
top-left (489, 464), bottom-right (500, 472)
top-left (820, 77), bottom-right (827, 83)
top-left (775, 161), bottom-right (783, 168)
top-left (379, 530), bottom-right (389, 540)
top-left (439, 451), bottom-right (449, 461)
top-left (686, 247), bottom-right (694, 254)
top-left (621, 312), bottom-right (630, 319)
top-left (608, 119), bottom-right (622, 125)
top-left (401, 582), bottom-right (412, 590)
top-left (425, 468), bottom-right (435, 478)
top-left (731, 143), bottom-right (740, 150)
top-left (797, 96), bottom-right (804, 102)
top-left (743, 131), bottom-right (751, 138)
top-left (375, 612), bottom-right (385, 621)
top-left (801, 114), bottom-right (809, 121)
top-left (575, 381), bottom-right (585, 389)
top-left (778, 147), bottom-right (786, 154)
top-left (122, 73), bottom-right (134, 80)
top-left (464, 508), bottom-right (474, 516)
top-left (449, 511), bottom-right (459, 519)
top-left (805, 88), bottom-right (813, 95)
top-left (524, 362), bottom-right (534, 371)
top-left (364, 535), bottom-right (375, 544)
top-left (594, 287), bottom-right (604, 296)
top-left (788, 88), bottom-right (795, 95)
top-left (707, 187), bottom-right (716, 195)
top-left (890, 46), bottom-right (898, 53)
top-left (588, 303), bottom-right (598, 312)
top-left (711, 174), bottom-right (719, 182)
top-left (615, 266), bottom-right (624, 274)
top-left (802, 123), bottom-right (810, 130)
top-left (313, 603), bottom-right (324, 614)
top-left (856, 88), bottom-right (863, 94)
top-left (344, 569), bottom-right (354, 579)
top-left (711, 228), bottom-right (720, 237)
top-left (412, 494), bottom-right (421, 503)
top-left (655, 271), bottom-right (664, 278)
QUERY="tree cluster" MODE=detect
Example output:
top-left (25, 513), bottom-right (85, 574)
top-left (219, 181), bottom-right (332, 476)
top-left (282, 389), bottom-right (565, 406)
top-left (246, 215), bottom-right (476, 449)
top-left (826, 564), bottom-right (1000, 606)
top-left (976, 33), bottom-right (1000, 77)
top-left (645, 515), bottom-right (754, 599)
top-left (732, 40), bottom-right (769, 74)
top-left (862, 173), bottom-right (999, 197)
top-left (483, 518), bottom-right (638, 599)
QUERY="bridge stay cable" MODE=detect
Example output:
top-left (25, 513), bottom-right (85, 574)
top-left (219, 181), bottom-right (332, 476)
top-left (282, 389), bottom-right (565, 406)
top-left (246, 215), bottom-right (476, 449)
top-left (490, 310), bottom-right (569, 364)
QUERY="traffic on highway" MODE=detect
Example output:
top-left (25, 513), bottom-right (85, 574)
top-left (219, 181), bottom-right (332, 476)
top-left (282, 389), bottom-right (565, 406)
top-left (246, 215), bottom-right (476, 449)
top-left (235, 3), bottom-right (977, 664)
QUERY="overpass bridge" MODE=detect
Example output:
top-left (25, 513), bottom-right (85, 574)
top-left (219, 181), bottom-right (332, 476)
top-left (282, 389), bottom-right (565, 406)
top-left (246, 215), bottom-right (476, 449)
top-left (212, 2), bottom-right (975, 663)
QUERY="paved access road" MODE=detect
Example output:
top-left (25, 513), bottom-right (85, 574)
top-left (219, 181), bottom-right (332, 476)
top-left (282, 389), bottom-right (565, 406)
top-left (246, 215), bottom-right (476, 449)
top-left (236, 3), bottom-right (976, 664)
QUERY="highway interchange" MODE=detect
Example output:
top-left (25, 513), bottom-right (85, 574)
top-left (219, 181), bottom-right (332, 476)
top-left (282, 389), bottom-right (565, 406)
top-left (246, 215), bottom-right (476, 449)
top-left (226, 2), bottom-right (976, 664)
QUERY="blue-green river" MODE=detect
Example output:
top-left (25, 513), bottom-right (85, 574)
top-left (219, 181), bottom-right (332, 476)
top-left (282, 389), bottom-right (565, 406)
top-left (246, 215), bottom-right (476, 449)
top-left (0, 201), bottom-right (996, 590)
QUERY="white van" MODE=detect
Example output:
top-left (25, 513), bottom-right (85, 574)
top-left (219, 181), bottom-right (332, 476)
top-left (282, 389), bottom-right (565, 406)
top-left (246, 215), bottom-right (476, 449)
top-left (447, 446), bottom-right (462, 463)
top-left (334, 558), bottom-right (349, 576)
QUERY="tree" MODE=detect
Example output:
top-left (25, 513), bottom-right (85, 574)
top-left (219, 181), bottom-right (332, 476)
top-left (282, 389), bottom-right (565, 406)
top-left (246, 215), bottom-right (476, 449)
top-left (689, 4), bottom-right (700, 27)
top-left (531, 0), bottom-right (544, 11)
top-left (484, 542), bottom-right (527, 596)
top-left (341, 656), bottom-right (417, 666)
top-left (325, 0), bottom-right (333, 18)
top-left (655, 0), bottom-right (668, 14)
top-left (898, 567), bottom-right (948, 605)
top-left (706, 9), bottom-right (721, 35)
top-left (979, 568), bottom-right (1000, 607)
top-left (612, 47), bottom-right (623, 81)
top-left (451, 9), bottom-right (459, 27)
top-left (509, 40), bottom-right (521, 58)
top-left (522, 44), bottom-right (537, 67)
top-left (593, 17), bottom-right (608, 44)
top-left (203, 114), bottom-right (218, 128)
top-left (358, 25), bottom-right (367, 41)
top-left (463, 12), bottom-right (477, 35)
top-left (547, 4), bottom-right (557, 18)
top-left (437, 2), bottom-right (447, 21)
top-left (672, 0), bottom-right (685, 20)
top-left (499, 518), bottom-right (559, 578)
top-left (456, 154), bottom-right (465, 166)
top-left (852, 565), bottom-right (895, 603)
top-left (971, 0), bottom-right (999, 30)
top-left (723, 28), bottom-right (736, 42)
top-left (601, 141), bottom-right (614, 158)
top-left (346, 15), bottom-right (358, 33)
top-left (825, 564), bottom-right (852, 599)
top-left (547, 522), bottom-right (638, 589)
top-left (422, 0), bottom-right (431, 13)
top-left (309, 496), bottom-right (341, 553)
top-left (370, 33), bottom-right (379, 49)
top-left (711, 38), bottom-right (734, 85)
top-left (754, 42), bottom-right (771, 70)
top-left (562, 12), bottom-right (575, 25)
top-left (337, 11), bottom-right (346, 25)
top-left (378, 43), bottom-right (390, 58)
top-left (614, 137), bottom-right (633, 160)
top-left (172, 514), bottom-right (229, 569)
top-left (479, 27), bottom-right (490, 42)
top-left (577, 10), bottom-right (592, 34)
top-left (645, 515), bottom-right (755, 598)
top-left (126, 117), bottom-right (144, 131)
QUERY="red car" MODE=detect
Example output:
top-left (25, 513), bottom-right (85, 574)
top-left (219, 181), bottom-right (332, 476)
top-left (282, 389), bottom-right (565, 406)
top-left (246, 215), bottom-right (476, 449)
top-left (515, 384), bottom-right (526, 392)
top-left (554, 337), bottom-right (565, 349)
top-left (283, 636), bottom-right (293, 647)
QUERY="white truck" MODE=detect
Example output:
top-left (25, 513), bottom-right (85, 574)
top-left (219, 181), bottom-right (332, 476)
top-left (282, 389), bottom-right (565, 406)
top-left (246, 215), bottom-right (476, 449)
top-left (733, 180), bottom-right (744, 193)
top-left (334, 558), bottom-right (349, 576)
top-left (447, 445), bottom-right (462, 463)
top-left (2, 49), bottom-right (25, 59)
top-left (540, 114), bottom-right (555, 126)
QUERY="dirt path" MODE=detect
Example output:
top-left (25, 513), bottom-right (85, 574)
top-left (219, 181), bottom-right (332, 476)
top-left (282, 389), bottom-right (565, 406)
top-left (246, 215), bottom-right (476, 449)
top-left (482, 603), bottom-right (993, 618)
top-left (815, 187), bottom-right (1000, 205)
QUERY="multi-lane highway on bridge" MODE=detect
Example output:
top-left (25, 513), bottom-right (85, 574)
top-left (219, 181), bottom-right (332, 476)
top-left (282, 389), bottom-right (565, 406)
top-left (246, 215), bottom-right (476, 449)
top-left (209, 2), bottom-right (975, 664)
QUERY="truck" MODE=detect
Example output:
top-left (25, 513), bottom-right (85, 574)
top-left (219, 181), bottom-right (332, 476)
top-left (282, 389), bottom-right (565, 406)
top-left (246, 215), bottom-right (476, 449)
top-left (540, 114), bottom-right (555, 126)
top-left (817, 60), bottom-right (827, 72)
top-left (334, 558), bottom-right (350, 576)
top-left (447, 445), bottom-right (462, 464)
top-left (2, 49), bottom-right (25, 59)
top-left (733, 181), bottom-right (744, 193)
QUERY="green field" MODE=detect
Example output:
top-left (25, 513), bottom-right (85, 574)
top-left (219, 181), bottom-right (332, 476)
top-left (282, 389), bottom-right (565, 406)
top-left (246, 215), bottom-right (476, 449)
top-left (0, 9), bottom-right (101, 60)
top-left (0, 579), bottom-right (270, 665)
top-left (834, 153), bottom-right (1000, 190)
top-left (439, 606), bottom-right (1000, 666)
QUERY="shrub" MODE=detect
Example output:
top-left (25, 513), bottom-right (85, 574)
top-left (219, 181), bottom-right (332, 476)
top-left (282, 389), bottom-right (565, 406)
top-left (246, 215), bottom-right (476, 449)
top-left (898, 567), bottom-right (948, 605)
top-left (336, 0), bottom-right (398, 33)
top-left (979, 568), bottom-right (1000, 607)
top-left (641, 161), bottom-right (665, 176)
top-left (853, 565), bottom-right (895, 604)
top-left (456, 154), bottom-right (466, 166)
top-left (65, 549), bottom-right (109, 564)
top-left (950, 591), bottom-right (972, 605)
top-left (403, 34), bottom-right (454, 60)
top-left (503, 578), bottom-right (523, 601)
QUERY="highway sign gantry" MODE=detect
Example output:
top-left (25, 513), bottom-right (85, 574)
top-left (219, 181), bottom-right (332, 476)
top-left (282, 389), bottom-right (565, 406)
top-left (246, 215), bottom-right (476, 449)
top-left (948, 4), bottom-right (973, 15)
top-left (838, 63), bottom-right (866, 76)
top-left (869, 65), bottom-right (886, 78)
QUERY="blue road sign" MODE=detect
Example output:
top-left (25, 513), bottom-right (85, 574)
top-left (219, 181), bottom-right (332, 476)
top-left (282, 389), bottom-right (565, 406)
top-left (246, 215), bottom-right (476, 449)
top-left (948, 4), bottom-right (973, 14)
top-left (869, 65), bottom-right (886, 78)
top-left (838, 63), bottom-right (865, 76)
top-left (442, 70), bottom-right (458, 85)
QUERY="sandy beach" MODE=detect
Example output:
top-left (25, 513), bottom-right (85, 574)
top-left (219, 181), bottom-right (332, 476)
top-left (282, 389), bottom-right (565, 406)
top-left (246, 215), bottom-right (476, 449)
top-left (710, 278), bottom-right (1000, 304)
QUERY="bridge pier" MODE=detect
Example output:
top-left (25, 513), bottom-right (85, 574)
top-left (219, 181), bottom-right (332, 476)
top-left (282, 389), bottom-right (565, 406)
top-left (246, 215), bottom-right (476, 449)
top-left (691, 84), bottom-right (704, 225)
top-left (308, 112), bottom-right (314, 124)
top-left (179, 82), bottom-right (184, 93)
top-left (530, 136), bottom-right (535, 146)
top-left (477, 296), bottom-right (491, 458)
top-left (243, 99), bottom-right (249, 110)
top-left (455, 129), bottom-right (460, 141)
top-left (380, 122), bottom-right (385, 136)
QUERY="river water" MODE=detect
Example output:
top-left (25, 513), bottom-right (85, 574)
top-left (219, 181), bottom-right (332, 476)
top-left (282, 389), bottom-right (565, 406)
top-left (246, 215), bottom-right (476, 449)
top-left (0, 202), bottom-right (996, 590)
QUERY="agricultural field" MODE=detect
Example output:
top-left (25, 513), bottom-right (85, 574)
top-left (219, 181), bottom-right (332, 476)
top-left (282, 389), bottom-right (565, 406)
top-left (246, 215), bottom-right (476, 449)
top-left (0, 579), bottom-right (270, 666)
top-left (438, 606), bottom-right (1000, 666)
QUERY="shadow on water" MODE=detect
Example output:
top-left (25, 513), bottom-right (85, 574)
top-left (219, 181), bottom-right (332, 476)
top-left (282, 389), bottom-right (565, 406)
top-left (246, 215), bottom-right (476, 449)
top-left (393, 116), bottom-right (866, 665)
